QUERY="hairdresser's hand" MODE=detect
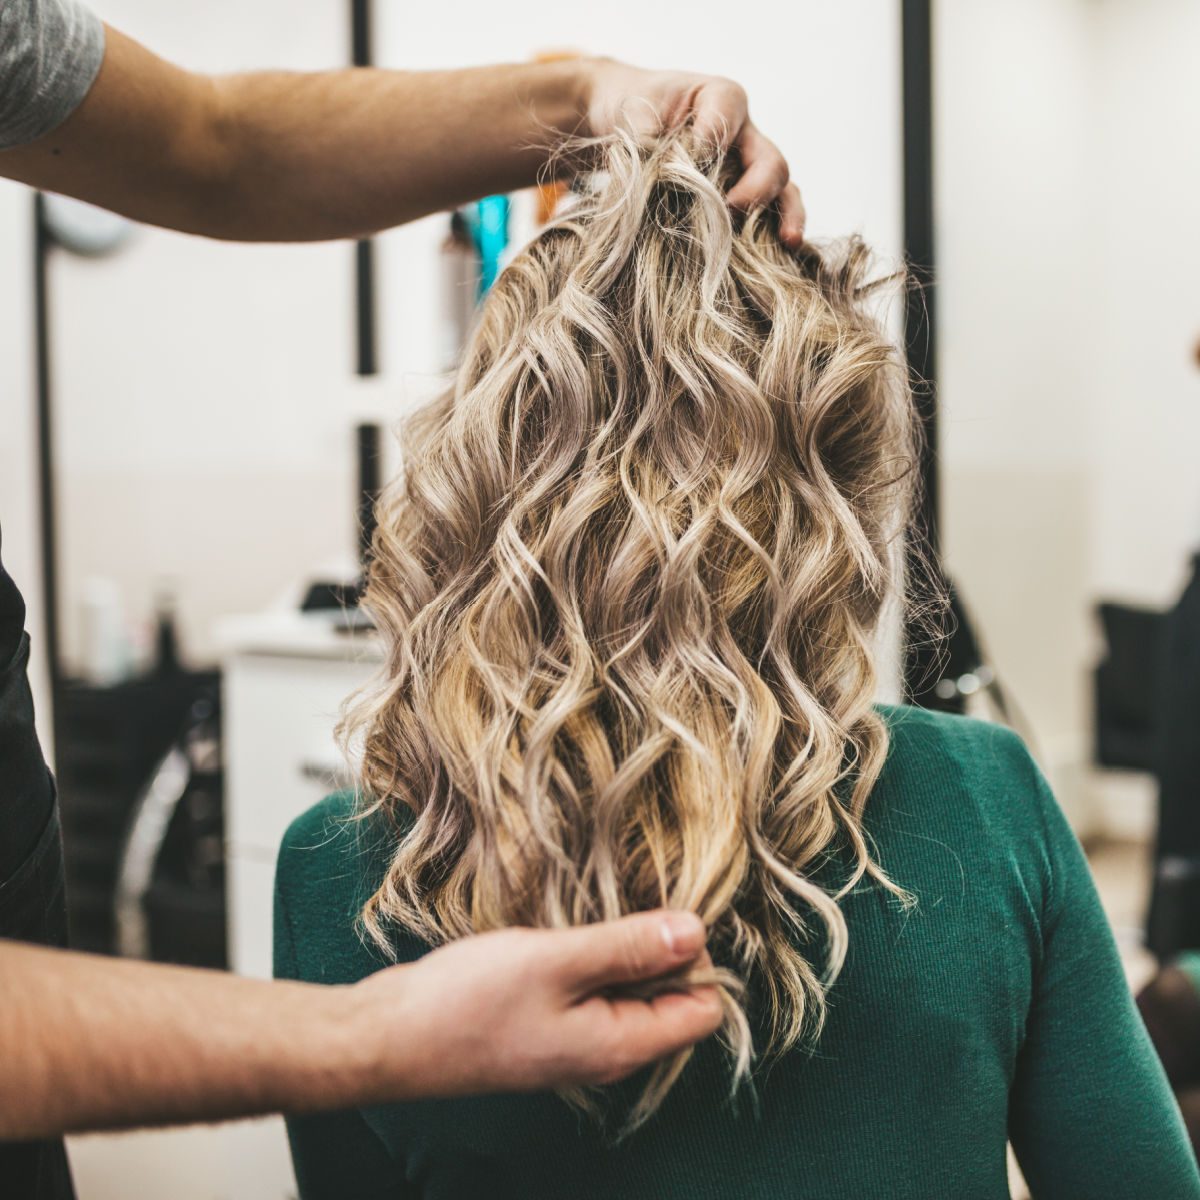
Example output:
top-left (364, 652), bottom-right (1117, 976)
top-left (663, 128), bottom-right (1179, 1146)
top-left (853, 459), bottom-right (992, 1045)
top-left (583, 59), bottom-right (806, 248)
top-left (349, 911), bottom-right (722, 1099)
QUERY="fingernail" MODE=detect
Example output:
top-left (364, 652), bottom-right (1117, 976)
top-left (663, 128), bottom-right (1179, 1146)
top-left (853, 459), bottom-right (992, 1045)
top-left (661, 912), bottom-right (704, 958)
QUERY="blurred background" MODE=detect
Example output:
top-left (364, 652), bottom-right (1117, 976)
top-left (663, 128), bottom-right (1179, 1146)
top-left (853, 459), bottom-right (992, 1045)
top-left (0, 0), bottom-right (1197, 1196)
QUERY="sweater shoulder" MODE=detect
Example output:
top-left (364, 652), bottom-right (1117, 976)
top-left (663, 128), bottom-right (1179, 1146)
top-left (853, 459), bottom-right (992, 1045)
top-left (277, 789), bottom-right (412, 907)
top-left (274, 791), bottom-right (404, 984)
top-left (872, 704), bottom-right (1059, 864)
top-left (870, 705), bottom-right (1060, 913)
top-left (277, 789), bottom-right (371, 904)
top-left (279, 788), bottom-right (362, 861)
top-left (875, 703), bottom-right (1042, 796)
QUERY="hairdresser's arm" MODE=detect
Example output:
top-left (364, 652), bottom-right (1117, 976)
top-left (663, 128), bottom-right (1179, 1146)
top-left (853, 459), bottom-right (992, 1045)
top-left (0, 27), bottom-right (804, 245)
top-left (0, 913), bottom-right (719, 1140)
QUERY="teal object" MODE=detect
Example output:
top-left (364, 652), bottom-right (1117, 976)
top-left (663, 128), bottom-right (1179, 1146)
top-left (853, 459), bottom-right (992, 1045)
top-left (1177, 951), bottom-right (1200, 996)
top-left (466, 195), bottom-right (511, 298)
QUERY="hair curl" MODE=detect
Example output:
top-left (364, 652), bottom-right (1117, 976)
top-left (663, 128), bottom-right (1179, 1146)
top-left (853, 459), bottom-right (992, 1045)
top-left (343, 126), bottom-right (918, 1127)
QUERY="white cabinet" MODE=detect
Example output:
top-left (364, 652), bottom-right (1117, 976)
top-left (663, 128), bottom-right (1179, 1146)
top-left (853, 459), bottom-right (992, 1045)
top-left (219, 612), bottom-right (380, 1200)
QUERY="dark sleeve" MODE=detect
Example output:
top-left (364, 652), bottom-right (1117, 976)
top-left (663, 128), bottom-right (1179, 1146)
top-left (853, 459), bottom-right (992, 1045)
top-left (0, 526), bottom-right (62, 950)
top-left (0, 529), bottom-right (57, 889)
top-left (1007, 763), bottom-right (1200, 1197)
top-left (274, 839), bottom-right (412, 1200)
top-left (283, 1109), bottom-right (406, 1200)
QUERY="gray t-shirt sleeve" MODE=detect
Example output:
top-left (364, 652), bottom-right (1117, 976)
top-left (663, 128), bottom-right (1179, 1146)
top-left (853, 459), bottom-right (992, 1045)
top-left (0, 0), bottom-right (106, 151)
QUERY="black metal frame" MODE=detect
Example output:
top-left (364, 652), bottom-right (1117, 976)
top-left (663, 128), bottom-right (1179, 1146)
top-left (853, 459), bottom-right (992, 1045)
top-left (900, 0), bottom-right (966, 710)
top-left (33, 195), bottom-right (62, 712)
top-left (352, 0), bottom-right (378, 377)
top-left (902, 0), bottom-right (938, 556)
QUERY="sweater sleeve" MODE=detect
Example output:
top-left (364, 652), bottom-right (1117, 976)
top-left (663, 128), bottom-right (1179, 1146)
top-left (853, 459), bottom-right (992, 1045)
top-left (274, 826), bottom-right (414, 1200)
top-left (1007, 760), bottom-right (1200, 1197)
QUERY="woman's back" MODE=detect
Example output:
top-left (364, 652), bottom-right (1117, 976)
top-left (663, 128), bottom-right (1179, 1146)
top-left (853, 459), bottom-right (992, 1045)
top-left (275, 704), bottom-right (1198, 1199)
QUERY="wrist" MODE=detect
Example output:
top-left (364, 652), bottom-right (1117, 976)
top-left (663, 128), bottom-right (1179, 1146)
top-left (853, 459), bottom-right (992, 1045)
top-left (569, 57), bottom-right (606, 139)
top-left (520, 57), bottom-right (597, 145)
top-left (277, 981), bottom-right (387, 1114)
top-left (321, 968), bottom-right (435, 1109)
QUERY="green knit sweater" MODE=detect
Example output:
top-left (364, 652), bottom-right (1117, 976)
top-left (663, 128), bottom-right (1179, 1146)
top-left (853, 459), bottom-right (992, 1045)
top-left (274, 705), bottom-right (1200, 1199)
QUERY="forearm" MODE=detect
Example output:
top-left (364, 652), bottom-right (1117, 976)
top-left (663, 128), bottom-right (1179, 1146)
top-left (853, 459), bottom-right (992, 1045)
top-left (0, 25), bottom-right (593, 242)
top-left (0, 941), bottom-right (374, 1140)
top-left (202, 60), bottom-right (591, 241)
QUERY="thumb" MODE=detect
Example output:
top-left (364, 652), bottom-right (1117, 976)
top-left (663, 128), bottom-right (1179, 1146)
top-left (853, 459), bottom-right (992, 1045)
top-left (553, 910), bottom-right (707, 999)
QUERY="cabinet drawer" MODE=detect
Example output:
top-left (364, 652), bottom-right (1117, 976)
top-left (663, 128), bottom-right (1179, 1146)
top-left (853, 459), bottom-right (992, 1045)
top-left (223, 652), bottom-right (376, 858)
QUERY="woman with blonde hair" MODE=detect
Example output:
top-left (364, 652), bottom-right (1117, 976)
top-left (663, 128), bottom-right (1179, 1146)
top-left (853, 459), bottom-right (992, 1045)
top-left (274, 129), bottom-right (1198, 1198)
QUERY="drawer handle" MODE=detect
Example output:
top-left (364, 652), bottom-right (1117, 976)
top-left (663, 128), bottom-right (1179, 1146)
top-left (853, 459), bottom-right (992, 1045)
top-left (299, 761), bottom-right (354, 791)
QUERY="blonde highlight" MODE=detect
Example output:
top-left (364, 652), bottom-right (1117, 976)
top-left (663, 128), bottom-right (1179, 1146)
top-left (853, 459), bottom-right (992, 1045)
top-left (343, 127), bottom-right (919, 1126)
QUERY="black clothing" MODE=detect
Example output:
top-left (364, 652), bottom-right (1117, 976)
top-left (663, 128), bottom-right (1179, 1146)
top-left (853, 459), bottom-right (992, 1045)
top-left (1, 530), bottom-right (77, 1199)
top-left (1149, 554), bottom-right (1200, 959)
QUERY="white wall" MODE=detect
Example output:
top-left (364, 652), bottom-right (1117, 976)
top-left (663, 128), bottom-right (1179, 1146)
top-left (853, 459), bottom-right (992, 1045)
top-left (51, 0), bottom-right (367, 675)
top-left (1090, 0), bottom-right (1200, 604)
top-left (27, 0), bottom-right (905, 678)
top-left (935, 0), bottom-right (1098, 777)
top-left (935, 0), bottom-right (1198, 835)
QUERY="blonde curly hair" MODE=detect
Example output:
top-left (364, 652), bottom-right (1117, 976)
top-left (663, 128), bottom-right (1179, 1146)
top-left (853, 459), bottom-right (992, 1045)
top-left (343, 126), bottom-right (919, 1127)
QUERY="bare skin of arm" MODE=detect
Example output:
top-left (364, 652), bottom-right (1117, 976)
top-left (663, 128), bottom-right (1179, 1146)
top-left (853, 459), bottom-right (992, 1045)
top-left (0, 911), bottom-right (720, 1141)
top-left (0, 28), bottom-right (806, 245)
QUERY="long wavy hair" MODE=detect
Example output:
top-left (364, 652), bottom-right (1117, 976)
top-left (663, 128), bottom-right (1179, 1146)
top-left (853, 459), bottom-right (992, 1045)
top-left (343, 127), bottom-right (919, 1125)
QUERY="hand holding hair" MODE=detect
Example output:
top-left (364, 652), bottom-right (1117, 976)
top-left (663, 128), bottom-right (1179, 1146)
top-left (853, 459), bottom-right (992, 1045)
top-left (0, 914), bottom-right (719, 1140)
top-left (582, 59), bottom-right (806, 246)
top-left (0, 24), bottom-right (803, 247)
top-left (353, 910), bottom-right (724, 1100)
